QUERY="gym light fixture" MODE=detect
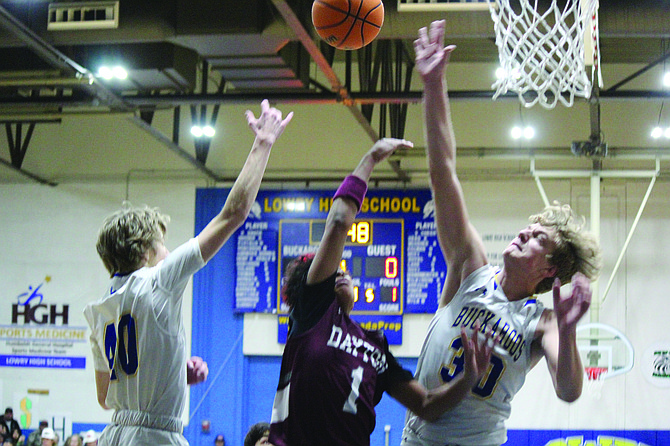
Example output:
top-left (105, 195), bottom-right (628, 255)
top-left (97, 65), bottom-right (128, 80)
top-left (202, 126), bottom-right (215, 138)
top-left (651, 126), bottom-right (664, 139)
top-left (191, 125), bottom-right (216, 138)
top-left (112, 66), bottom-right (128, 80)
top-left (651, 103), bottom-right (668, 139)
top-left (511, 125), bottom-right (534, 139)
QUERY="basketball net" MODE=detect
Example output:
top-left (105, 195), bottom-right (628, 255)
top-left (584, 366), bottom-right (607, 399)
top-left (488, 0), bottom-right (602, 108)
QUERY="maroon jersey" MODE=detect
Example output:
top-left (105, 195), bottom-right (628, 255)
top-left (269, 272), bottom-right (412, 446)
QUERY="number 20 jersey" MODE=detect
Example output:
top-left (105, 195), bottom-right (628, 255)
top-left (83, 238), bottom-right (205, 420)
top-left (403, 264), bottom-right (545, 446)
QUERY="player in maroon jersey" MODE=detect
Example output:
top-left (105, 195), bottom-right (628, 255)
top-left (269, 138), bottom-right (496, 446)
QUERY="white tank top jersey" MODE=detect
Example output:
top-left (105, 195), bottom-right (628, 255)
top-left (83, 238), bottom-right (205, 442)
top-left (402, 264), bottom-right (545, 446)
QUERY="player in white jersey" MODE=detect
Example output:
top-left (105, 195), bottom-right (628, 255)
top-left (83, 99), bottom-right (293, 446)
top-left (401, 21), bottom-right (603, 446)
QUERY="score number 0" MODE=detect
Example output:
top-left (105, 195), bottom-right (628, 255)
top-left (342, 221), bottom-right (399, 304)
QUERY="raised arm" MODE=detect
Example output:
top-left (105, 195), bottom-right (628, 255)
top-left (307, 138), bottom-right (413, 285)
top-left (535, 273), bottom-right (592, 402)
top-left (415, 20), bottom-right (487, 306)
top-left (388, 325), bottom-right (495, 421)
top-left (197, 100), bottom-right (292, 262)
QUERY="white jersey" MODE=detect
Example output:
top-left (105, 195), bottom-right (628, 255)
top-left (402, 264), bottom-right (545, 446)
top-left (84, 238), bottom-right (205, 445)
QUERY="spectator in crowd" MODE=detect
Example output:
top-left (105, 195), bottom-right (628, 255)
top-left (0, 409), bottom-right (21, 442)
top-left (244, 422), bottom-right (271, 446)
top-left (9, 427), bottom-right (23, 446)
top-left (81, 431), bottom-right (96, 446)
top-left (63, 433), bottom-right (83, 446)
top-left (26, 421), bottom-right (48, 446)
top-left (40, 428), bottom-right (58, 446)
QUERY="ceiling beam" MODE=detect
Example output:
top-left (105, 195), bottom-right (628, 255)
top-left (0, 156), bottom-right (57, 186)
top-left (0, 5), bottom-right (130, 112)
top-left (127, 116), bottom-right (224, 182)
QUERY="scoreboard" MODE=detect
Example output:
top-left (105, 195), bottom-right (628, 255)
top-left (279, 218), bottom-right (404, 314)
top-left (228, 188), bottom-right (447, 317)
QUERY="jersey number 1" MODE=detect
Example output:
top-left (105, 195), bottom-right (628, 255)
top-left (104, 314), bottom-right (139, 380)
top-left (343, 366), bottom-right (364, 414)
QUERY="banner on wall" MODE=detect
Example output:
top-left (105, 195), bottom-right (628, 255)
top-left (642, 341), bottom-right (670, 388)
top-left (0, 275), bottom-right (88, 370)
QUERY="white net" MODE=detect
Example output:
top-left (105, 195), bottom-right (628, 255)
top-left (584, 366), bottom-right (607, 399)
top-left (488, 0), bottom-right (601, 108)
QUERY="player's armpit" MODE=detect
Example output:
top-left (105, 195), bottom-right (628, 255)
top-left (95, 370), bottom-right (112, 410)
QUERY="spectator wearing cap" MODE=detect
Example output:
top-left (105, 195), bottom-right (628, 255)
top-left (41, 427), bottom-right (58, 446)
top-left (1, 408), bottom-right (21, 443)
top-left (81, 431), bottom-right (96, 446)
top-left (244, 422), bottom-right (272, 446)
top-left (26, 421), bottom-right (48, 446)
top-left (214, 434), bottom-right (225, 446)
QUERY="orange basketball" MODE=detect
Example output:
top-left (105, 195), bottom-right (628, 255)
top-left (312, 0), bottom-right (384, 50)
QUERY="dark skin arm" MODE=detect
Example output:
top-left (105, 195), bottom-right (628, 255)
top-left (388, 324), bottom-right (496, 422)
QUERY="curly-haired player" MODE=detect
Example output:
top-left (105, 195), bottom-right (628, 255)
top-left (401, 20), bottom-right (603, 446)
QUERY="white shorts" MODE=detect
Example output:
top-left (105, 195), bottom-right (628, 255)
top-left (99, 424), bottom-right (188, 446)
top-left (401, 425), bottom-right (499, 446)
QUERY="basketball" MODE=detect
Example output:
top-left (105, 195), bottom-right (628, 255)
top-left (312, 0), bottom-right (384, 51)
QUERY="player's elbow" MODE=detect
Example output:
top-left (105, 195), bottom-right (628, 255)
top-left (97, 396), bottom-right (111, 410)
top-left (556, 386), bottom-right (582, 403)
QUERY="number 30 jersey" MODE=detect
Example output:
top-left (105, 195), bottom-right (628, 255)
top-left (403, 264), bottom-right (545, 446)
top-left (83, 238), bottom-right (205, 420)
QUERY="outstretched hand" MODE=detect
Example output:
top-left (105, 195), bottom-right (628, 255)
top-left (245, 99), bottom-right (293, 145)
top-left (368, 137), bottom-right (413, 164)
top-left (552, 272), bottom-right (592, 331)
top-left (414, 20), bottom-right (455, 83)
top-left (187, 356), bottom-right (209, 385)
top-left (460, 323), bottom-right (495, 387)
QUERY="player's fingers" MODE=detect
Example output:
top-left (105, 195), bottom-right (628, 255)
top-left (260, 99), bottom-right (270, 114)
top-left (281, 111), bottom-right (294, 127)
top-left (552, 276), bottom-right (561, 303)
top-left (429, 20), bottom-right (445, 46)
top-left (418, 26), bottom-right (429, 45)
top-left (460, 326), bottom-right (472, 351)
top-left (398, 139), bottom-right (414, 149)
top-left (245, 110), bottom-right (257, 128)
